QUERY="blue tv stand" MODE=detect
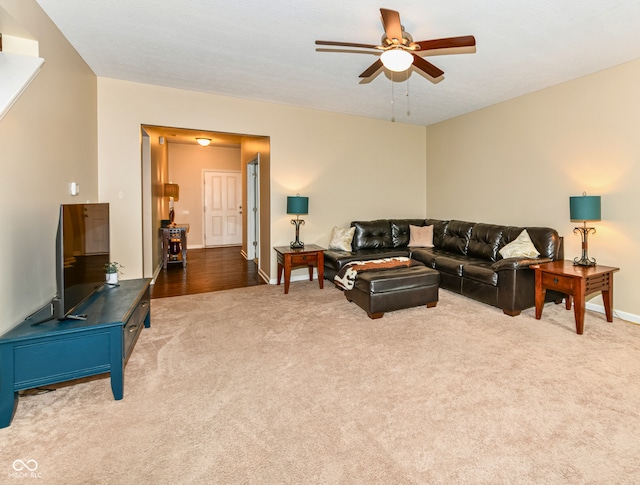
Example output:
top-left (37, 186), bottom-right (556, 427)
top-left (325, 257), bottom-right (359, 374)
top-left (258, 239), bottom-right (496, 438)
top-left (0, 278), bottom-right (151, 428)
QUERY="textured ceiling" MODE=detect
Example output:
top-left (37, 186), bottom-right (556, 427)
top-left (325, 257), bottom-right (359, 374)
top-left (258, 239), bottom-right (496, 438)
top-left (35, 0), bottom-right (640, 126)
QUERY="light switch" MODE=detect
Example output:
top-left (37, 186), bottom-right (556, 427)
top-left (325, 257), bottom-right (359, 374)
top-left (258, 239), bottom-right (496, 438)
top-left (69, 182), bottom-right (80, 196)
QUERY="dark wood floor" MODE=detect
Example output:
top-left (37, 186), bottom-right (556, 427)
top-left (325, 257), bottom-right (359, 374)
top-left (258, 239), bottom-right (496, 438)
top-left (150, 246), bottom-right (266, 299)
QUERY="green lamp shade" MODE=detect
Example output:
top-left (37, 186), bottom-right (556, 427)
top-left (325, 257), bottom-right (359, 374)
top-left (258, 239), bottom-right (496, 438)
top-left (570, 195), bottom-right (601, 222)
top-left (287, 196), bottom-right (308, 215)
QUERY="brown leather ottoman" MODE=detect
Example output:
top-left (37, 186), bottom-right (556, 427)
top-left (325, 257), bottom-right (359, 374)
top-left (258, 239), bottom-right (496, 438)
top-left (345, 265), bottom-right (440, 319)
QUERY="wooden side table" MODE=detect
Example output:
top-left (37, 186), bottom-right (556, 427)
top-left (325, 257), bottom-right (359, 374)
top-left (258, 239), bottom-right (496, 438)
top-left (532, 260), bottom-right (619, 335)
top-left (274, 245), bottom-right (325, 294)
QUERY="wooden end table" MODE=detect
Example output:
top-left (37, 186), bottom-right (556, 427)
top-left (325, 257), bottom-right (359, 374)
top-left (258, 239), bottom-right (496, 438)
top-left (274, 245), bottom-right (325, 294)
top-left (532, 260), bottom-right (619, 335)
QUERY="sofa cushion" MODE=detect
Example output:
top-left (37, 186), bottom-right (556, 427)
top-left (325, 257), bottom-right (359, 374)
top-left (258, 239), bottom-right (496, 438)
top-left (425, 219), bottom-right (449, 248)
top-left (441, 220), bottom-right (473, 255)
top-left (467, 223), bottom-right (504, 262)
top-left (328, 226), bottom-right (356, 251)
top-left (463, 261), bottom-right (499, 286)
top-left (433, 253), bottom-right (469, 276)
top-left (391, 219), bottom-right (426, 248)
top-left (499, 229), bottom-right (540, 259)
top-left (408, 224), bottom-right (434, 247)
top-left (351, 220), bottom-right (393, 250)
top-left (410, 247), bottom-right (438, 268)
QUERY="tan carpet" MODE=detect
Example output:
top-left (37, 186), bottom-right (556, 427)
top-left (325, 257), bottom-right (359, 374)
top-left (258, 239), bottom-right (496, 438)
top-left (2, 281), bottom-right (640, 484)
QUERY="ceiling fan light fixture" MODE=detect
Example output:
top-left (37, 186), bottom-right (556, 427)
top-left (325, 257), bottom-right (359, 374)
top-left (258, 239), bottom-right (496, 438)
top-left (380, 48), bottom-right (413, 72)
top-left (196, 137), bottom-right (211, 147)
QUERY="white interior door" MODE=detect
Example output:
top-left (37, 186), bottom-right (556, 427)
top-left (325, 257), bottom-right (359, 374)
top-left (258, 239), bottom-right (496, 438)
top-left (204, 170), bottom-right (242, 247)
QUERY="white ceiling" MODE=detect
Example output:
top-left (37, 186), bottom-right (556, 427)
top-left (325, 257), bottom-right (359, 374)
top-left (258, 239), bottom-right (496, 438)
top-left (35, 0), bottom-right (640, 126)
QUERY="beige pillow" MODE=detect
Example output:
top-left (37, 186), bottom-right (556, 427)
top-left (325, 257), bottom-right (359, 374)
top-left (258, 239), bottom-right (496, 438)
top-left (499, 229), bottom-right (540, 258)
top-left (328, 226), bottom-right (355, 251)
top-left (408, 224), bottom-right (434, 248)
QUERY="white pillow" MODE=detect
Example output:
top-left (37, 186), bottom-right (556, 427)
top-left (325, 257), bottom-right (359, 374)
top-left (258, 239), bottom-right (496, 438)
top-left (328, 227), bottom-right (355, 251)
top-left (408, 224), bottom-right (434, 248)
top-left (499, 229), bottom-right (540, 259)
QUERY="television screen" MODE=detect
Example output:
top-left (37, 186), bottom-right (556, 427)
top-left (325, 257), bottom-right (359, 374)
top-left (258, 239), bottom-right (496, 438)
top-left (54, 203), bottom-right (110, 320)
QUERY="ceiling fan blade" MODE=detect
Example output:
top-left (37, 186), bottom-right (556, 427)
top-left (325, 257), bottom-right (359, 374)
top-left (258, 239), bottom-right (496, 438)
top-left (359, 59), bottom-right (384, 78)
top-left (380, 8), bottom-right (403, 42)
top-left (411, 54), bottom-right (444, 79)
top-left (413, 35), bottom-right (476, 51)
top-left (315, 40), bottom-right (379, 49)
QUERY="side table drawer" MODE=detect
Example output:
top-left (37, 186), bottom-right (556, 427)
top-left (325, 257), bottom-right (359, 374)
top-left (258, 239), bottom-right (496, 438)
top-left (541, 272), bottom-right (575, 294)
top-left (290, 253), bottom-right (317, 265)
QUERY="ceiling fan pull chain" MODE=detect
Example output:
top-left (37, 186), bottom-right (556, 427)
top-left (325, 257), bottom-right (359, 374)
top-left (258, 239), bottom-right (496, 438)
top-left (406, 77), bottom-right (411, 117)
top-left (391, 71), bottom-right (396, 122)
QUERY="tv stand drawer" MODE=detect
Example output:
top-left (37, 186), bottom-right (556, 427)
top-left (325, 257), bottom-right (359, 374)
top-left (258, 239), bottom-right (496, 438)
top-left (124, 286), bottom-right (150, 360)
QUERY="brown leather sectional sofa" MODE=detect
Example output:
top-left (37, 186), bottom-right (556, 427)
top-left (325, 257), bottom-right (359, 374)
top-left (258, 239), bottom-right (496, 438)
top-left (324, 218), bottom-right (564, 316)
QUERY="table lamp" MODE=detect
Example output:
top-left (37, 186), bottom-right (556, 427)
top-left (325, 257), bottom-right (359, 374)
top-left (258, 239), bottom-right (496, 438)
top-left (570, 192), bottom-right (601, 266)
top-left (287, 194), bottom-right (308, 249)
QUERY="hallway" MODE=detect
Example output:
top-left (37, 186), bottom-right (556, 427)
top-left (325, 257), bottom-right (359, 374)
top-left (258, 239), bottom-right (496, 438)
top-left (150, 246), bottom-right (266, 299)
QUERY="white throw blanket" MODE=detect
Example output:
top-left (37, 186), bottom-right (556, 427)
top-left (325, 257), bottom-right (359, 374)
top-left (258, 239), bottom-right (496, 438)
top-left (333, 257), bottom-right (412, 291)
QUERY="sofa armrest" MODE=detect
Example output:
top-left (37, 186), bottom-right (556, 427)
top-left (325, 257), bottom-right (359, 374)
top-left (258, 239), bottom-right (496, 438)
top-left (492, 257), bottom-right (553, 272)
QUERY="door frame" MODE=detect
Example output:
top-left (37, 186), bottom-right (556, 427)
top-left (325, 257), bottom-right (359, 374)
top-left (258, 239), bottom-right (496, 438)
top-left (246, 154), bottom-right (260, 261)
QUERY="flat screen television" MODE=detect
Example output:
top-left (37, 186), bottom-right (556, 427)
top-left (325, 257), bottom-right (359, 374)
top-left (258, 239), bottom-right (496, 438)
top-left (52, 203), bottom-right (110, 320)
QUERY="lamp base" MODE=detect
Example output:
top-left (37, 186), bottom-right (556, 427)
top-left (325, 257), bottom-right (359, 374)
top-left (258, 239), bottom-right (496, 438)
top-left (290, 217), bottom-right (305, 249)
top-left (573, 257), bottom-right (597, 267)
top-left (573, 224), bottom-right (596, 267)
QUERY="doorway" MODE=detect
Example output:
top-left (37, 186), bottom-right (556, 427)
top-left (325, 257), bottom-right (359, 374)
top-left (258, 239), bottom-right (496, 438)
top-left (141, 125), bottom-right (271, 293)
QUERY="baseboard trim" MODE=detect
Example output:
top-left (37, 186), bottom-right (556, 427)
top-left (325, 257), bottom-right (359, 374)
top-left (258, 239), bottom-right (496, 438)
top-left (267, 270), bottom-right (320, 286)
top-left (257, 268), bottom-right (270, 284)
top-left (585, 302), bottom-right (640, 325)
top-left (150, 263), bottom-right (162, 285)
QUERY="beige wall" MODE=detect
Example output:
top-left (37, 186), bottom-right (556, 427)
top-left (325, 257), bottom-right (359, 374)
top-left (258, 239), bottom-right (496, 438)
top-left (0, 0), bottom-right (97, 334)
top-left (426, 59), bottom-right (640, 318)
top-left (97, 78), bottom-right (427, 283)
top-left (168, 143), bottom-right (241, 248)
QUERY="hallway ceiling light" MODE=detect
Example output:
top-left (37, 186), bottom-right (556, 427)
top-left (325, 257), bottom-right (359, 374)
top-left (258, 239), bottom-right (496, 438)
top-left (196, 137), bottom-right (211, 147)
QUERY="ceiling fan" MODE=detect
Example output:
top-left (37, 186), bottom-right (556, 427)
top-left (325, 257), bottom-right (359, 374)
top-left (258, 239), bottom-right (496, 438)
top-left (315, 8), bottom-right (476, 82)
